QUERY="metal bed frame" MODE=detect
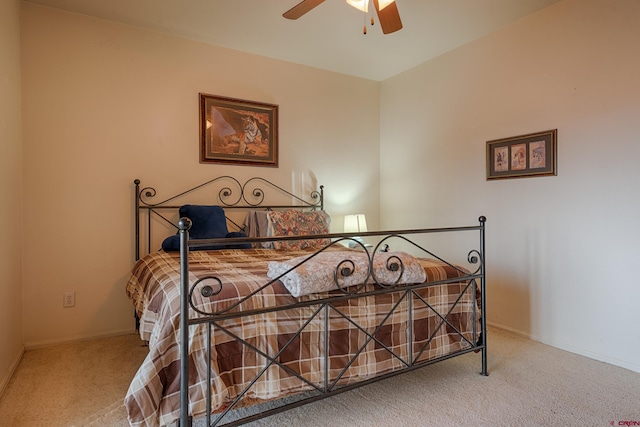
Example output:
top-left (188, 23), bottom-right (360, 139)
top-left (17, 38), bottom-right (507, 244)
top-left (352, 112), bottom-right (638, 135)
top-left (133, 177), bottom-right (487, 427)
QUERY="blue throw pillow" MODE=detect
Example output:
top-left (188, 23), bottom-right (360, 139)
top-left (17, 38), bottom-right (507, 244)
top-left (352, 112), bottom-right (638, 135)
top-left (161, 232), bottom-right (251, 251)
top-left (224, 231), bottom-right (252, 249)
top-left (160, 205), bottom-right (251, 251)
top-left (179, 205), bottom-right (229, 239)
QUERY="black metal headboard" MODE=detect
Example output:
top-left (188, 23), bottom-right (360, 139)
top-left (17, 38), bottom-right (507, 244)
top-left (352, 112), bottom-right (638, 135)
top-left (134, 176), bottom-right (324, 260)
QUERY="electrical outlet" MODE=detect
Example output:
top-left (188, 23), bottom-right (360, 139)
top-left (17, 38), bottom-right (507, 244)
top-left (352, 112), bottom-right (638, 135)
top-left (63, 292), bottom-right (75, 308)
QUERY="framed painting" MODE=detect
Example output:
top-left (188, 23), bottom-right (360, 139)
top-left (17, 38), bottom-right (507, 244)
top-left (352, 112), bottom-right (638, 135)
top-left (199, 94), bottom-right (278, 167)
top-left (486, 129), bottom-right (557, 180)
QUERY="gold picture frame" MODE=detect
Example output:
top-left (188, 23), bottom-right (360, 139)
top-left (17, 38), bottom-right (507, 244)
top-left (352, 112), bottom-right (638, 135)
top-left (486, 129), bottom-right (557, 180)
top-left (200, 93), bottom-right (278, 167)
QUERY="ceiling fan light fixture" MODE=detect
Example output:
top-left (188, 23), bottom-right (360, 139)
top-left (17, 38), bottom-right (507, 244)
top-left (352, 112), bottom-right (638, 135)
top-left (377, 0), bottom-right (395, 11)
top-left (285, 0), bottom-right (401, 35)
top-left (346, 0), bottom-right (369, 13)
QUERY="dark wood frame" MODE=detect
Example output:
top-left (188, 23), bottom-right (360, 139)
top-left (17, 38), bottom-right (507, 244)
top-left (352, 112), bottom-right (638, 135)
top-left (486, 129), bottom-right (557, 180)
top-left (199, 94), bottom-right (278, 167)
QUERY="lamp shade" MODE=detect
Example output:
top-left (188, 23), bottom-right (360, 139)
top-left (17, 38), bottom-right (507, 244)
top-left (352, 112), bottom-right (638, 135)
top-left (344, 214), bottom-right (367, 233)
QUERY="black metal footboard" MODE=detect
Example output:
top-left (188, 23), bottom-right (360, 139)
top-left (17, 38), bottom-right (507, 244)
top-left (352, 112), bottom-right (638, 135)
top-left (176, 217), bottom-right (487, 427)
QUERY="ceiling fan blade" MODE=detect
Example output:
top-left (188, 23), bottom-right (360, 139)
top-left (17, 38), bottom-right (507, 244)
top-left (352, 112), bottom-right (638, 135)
top-left (373, 0), bottom-right (403, 34)
top-left (283, 0), bottom-right (326, 20)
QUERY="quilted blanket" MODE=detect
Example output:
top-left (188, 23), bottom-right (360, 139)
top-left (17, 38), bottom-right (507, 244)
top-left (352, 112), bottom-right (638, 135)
top-left (125, 248), bottom-right (479, 427)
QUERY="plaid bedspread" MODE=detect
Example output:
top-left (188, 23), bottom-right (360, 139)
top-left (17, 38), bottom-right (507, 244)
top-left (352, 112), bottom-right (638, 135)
top-left (124, 248), bottom-right (480, 427)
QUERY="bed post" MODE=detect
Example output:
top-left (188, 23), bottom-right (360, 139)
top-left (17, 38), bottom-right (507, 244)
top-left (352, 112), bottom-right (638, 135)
top-left (134, 179), bottom-right (140, 261)
top-left (479, 216), bottom-right (488, 376)
top-left (133, 179), bottom-right (142, 331)
top-left (179, 217), bottom-right (193, 427)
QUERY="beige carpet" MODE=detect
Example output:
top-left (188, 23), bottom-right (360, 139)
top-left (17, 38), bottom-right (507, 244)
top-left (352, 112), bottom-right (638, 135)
top-left (0, 328), bottom-right (638, 427)
top-left (0, 333), bottom-right (148, 427)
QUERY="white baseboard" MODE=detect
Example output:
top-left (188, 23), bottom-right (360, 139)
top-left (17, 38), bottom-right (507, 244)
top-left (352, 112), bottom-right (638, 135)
top-left (486, 321), bottom-right (533, 339)
top-left (0, 346), bottom-right (25, 398)
top-left (24, 328), bottom-right (137, 351)
top-left (487, 321), bottom-right (640, 374)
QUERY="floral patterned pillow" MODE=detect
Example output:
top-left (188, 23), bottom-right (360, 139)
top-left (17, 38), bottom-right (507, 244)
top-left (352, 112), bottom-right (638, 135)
top-left (267, 209), bottom-right (331, 250)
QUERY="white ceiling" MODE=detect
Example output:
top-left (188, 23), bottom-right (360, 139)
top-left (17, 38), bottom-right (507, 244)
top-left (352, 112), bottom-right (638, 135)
top-left (24, 0), bottom-right (562, 81)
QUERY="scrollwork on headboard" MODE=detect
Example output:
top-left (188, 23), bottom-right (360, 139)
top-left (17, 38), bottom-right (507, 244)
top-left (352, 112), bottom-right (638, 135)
top-left (133, 176), bottom-right (324, 260)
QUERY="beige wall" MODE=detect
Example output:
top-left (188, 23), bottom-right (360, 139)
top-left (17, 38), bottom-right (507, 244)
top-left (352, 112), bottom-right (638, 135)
top-left (12, 0), bottom-right (638, 384)
top-left (0, 0), bottom-right (24, 393)
top-left (380, 0), bottom-right (640, 372)
top-left (20, 4), bottom-right (380, 347)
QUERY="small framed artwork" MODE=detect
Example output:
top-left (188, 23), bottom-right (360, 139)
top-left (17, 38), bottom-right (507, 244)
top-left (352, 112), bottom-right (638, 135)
top-left (486, 129), bottom-right (557, 180)
top-left (200, 93), bottom-right (278, 167)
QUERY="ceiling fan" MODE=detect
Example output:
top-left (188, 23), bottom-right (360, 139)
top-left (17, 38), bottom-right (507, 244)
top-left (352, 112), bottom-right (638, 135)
top-left (283, 0), bottom-right (403, 35)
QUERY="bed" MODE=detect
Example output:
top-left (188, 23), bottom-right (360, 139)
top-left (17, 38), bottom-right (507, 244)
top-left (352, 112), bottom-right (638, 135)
top-left (125, 176), bottom-right (487, 427)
